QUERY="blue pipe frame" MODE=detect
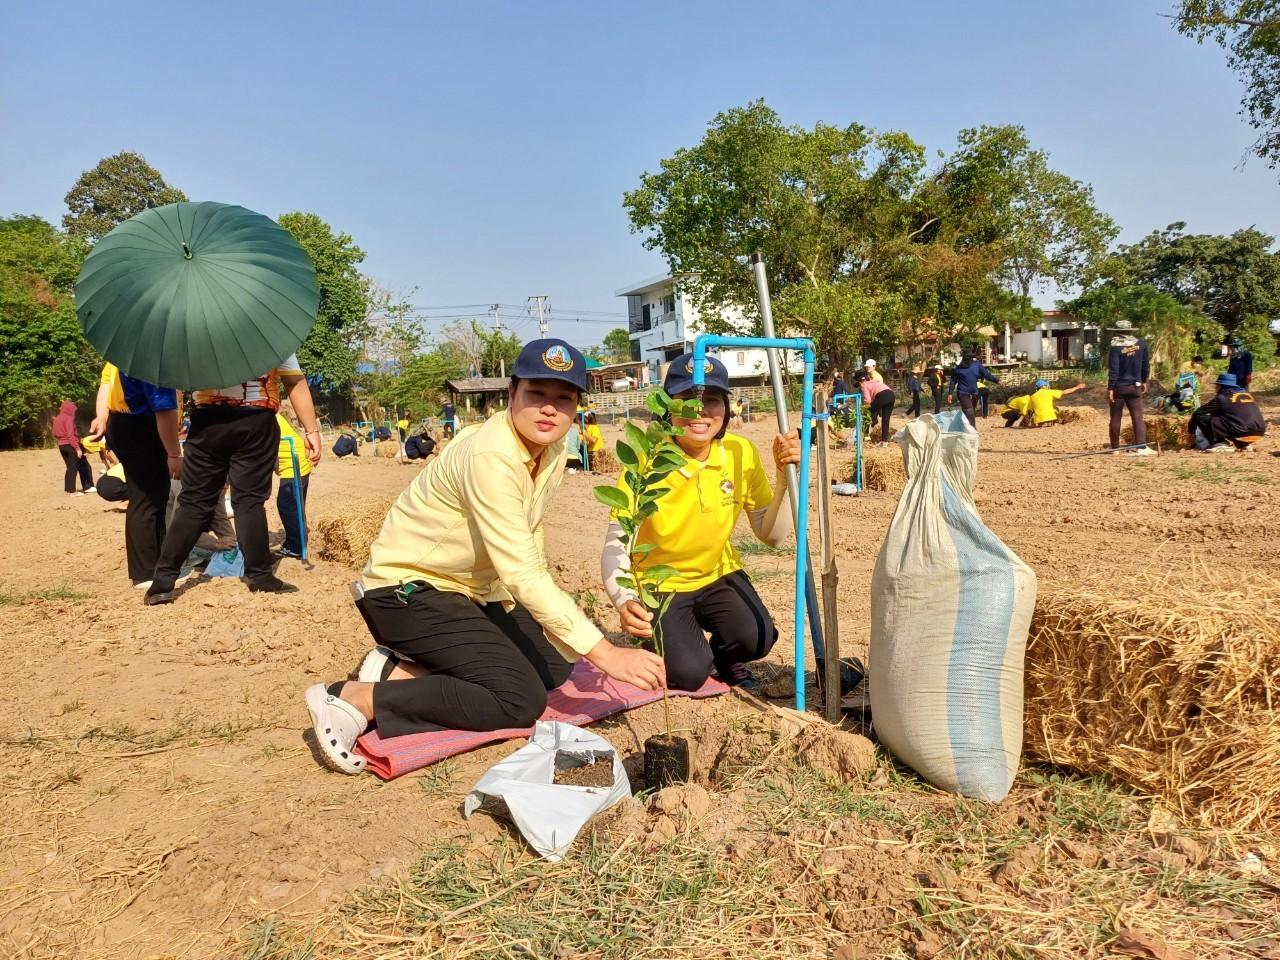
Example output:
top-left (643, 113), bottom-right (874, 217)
top-left (691, 334), bottom-right (817, 712)
top-left (831, 392), bottom-right (864, 492)
top-left (283, 436), bottom-right (308, 561)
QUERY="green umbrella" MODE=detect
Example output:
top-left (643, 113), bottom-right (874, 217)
top-left (76, 201), bottom-right (319, 389)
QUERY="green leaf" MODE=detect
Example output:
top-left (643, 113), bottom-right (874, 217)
top-left (644, 564), bottom-right (681, 582)
top-left (632, 542), bottom-right (658, 553)
top-left (615, 441), bottom-right (638, 468)
top-left (645, 421), bottom-right (667, 445)
top-left (624, 420), bottom-right (650, 456)
top-left (623, 469), bottom-right (643, 492)
top-left (593, 486), bottom-right (630, 511)
top-left (645, 391), bottom-right (668, 417)
top-left (616, 575), bottom-right (634, 590)
top-left (638, 586), bottom-right (658, 608)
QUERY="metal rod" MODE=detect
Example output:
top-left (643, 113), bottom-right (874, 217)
top-left (815, 388), bottom-right (841, 724)
top-left (1050, 442), bottom-right (1156, 461)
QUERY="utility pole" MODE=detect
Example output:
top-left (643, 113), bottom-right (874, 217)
top-left (528, 295), bottom-right (549, 338)
top-left (490, 304), bottom-right (505, 377)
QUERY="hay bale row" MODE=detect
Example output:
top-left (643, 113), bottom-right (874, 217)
top-left (858, 447), bottom-right (906, 492)
top-left (1024, 571), bottom-right (1280, 831)
top-left (1054, 406), bottom-right (1099, 426)
top-left (314, 496), bottom-right (395, 568)
top-left (373, 440), bottom-right (401, 459)
top-left (1121, 415), bottom-right (1191, 449)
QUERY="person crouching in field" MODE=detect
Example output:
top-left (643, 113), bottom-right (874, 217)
top-left (1028, 379), bottom-right (1087, 427)
top-left (1002, 393), bottom-right (1033, 428)
top-left (1189, 372), bottom-right (1267, 452)
top-left (600, 353), bottom-right (800, 693)
top-left (303, 340), bottom-right (666, 775)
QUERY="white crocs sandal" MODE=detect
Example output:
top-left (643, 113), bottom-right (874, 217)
top-left (305, 684), bottom-right (368, 774)
top-left (356, 645), bottom-right (398, 683)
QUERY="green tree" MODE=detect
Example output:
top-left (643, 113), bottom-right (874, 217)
top-left (1064, 283), bottom-right (1223, 377)
top-left (1102, 222), bottom-right (1280, 338)
top-left (602, 327), bottom-right (632, 362)
top-left (62, 151), bottom-right (187, 241)
top-left (0, 216), bottom-right (99, 445)
top-left (278, 211), bottom-right (371, 392)
top-left (376, 344), bottom-right (467, 417)
top-left (1173, 1), bottom-right (1280, 173)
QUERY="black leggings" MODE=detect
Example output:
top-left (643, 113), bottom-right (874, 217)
top-left (869, 390), bottom-right (895, 443)
top-left (59, 445), bottom-right (94, 493)
top-left (654, 570), bottom-right (778, 691)
top-left (357, 584), bottom-right (573, 737)
top-left (106, 412), bottom-right (171, 584)
top-left (1109, 385), bottom-right (1146, 448)
top-left (907, 391), bottom-right (921, 418)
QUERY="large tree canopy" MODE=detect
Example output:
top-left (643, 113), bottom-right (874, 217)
top-left (62, 151), bottom-right (187, 241)
top-left (1174, 1), bottom-right (1280, 174)
top-left (278, 211), bottom-right (371, 391)
top-left (0, 216), bottom-right (99, 445)
top-left (623, 102), bottom-right (1114, 369)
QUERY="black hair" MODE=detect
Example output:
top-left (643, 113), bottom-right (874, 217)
top-left (1192, 355), bottom-right (1204, 364)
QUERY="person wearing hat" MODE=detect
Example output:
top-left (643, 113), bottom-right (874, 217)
top-left (1188, 372), bottom-right (1266, 452)
top-left (863, 359), bottom-right (884, 383)
top-left (832, 370), bottom-right (847, 400)
top-left (1028, 379), bottom-right (1087, 427)
top-left (946, 351), bottom-right (1000, 426)
top-left (600, 352), bottom-right (800, 693)
top-left (1226, 337), bottom-right (1253, 389)
top-left (925, 363), bottom-right (946, 414)
top-left (302, 339), bottom-right (666, 774)
top-left (857, 368), bottom-right (897, 445)
top-left (1106, 319), bottom-right (1152, 454)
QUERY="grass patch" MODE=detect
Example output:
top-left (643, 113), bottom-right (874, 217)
top-left (1170, 463), bottom-right (1268, 484)
top-left (733, 536), bottom-right (793, 557)
top-left (0, 585), bottom-right (90, 606)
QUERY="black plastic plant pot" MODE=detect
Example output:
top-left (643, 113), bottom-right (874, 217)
top-left (644, 734), bottom-right (691, 788)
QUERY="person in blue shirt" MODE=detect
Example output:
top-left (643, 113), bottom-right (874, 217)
top-left (906, 369), bottom-right (922, 418)
top-left (1226, 337), bottom-right (1253, 389)
top-left (1106, 319), bottom-right (1153, 454)
top-left (946, 351), bottom-right (1000, 426)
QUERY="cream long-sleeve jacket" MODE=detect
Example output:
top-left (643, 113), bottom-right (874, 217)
top-left (362, 411), bottom-right (602, 660)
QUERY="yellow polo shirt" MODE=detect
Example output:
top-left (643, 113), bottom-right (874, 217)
top-left (1030, 388), bottom-right (1064, 425)
top-left (622, 434), bottom-right (774, 593)
top-left (1006, 395), bottom-right (1032, 417)
top-left (276, 415), bottom-right (313, 479)
top-left (362, 410), bottom-right (601, 659)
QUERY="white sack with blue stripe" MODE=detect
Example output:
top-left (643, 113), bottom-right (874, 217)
top-left (869, 411), bottom-right (1036, 802)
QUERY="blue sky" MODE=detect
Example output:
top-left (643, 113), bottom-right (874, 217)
top-left (2, 0), bottom-right (1277, 345)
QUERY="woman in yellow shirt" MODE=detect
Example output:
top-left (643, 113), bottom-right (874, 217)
top-left (304, 340), bottom-right (665, 774)
top-left (600, 353), bottom-right (800, 692)
top-left (584, 411), bottom-right (605, 470)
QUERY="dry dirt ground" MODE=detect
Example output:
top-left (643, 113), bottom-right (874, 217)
top-left (2, 384), bottom-right (1278, 959)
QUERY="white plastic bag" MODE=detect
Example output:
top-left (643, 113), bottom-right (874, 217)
top-left (869, 412), bottom-right (1036, 802)
top-left (462, 721), bottom-right (631, 861)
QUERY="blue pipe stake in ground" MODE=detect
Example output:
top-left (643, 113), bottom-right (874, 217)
top-left (284, 436), bottom-right (308, 561)
top-left (692, 334), bottom-right (817, 712)
top-left (578, 411), bottom-right (589, 470)
top-left (831, 393), bottom-right (865, 491)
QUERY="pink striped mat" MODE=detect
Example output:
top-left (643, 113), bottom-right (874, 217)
top-left (354, 661), bottom-right (729, 780)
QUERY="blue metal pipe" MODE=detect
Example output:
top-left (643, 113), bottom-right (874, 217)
top-left (691, 334), bottom-right (817, 712)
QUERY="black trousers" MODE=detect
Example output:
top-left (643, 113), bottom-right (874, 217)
top-left (931, 387), bottom-right (943, 414)
top-left (1109, 385), bottom-right (1146, 448)
top-left (978, 392), bottom-right (990, 418)
top-left (907, 391), bottom-right (921, 418)
top-left (154, 406), bottom-right (279, 587)
top-left (356, 583), bottom-right (573, 736)
top-left (869, 389), bottom-right (895, 442)
top-left (1002, 410), bottom-right (1023, 428)
top-left (96, 475), bottom-right (128, 501)
top-left (58, 445), bottom-right (94, 493)
top-left (957, 394), bottom-right (978, 426)
top-left (655, 570), bottom-right (778, 691)
top-left (106, 412), bottom-right (172, 584)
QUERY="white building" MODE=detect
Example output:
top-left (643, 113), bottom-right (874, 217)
top-left (1008, 310), bottom-right (1100, 365)
top-left (615, 273), bottom-right (802, 384)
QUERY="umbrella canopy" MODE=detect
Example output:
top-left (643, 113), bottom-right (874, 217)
top-left (76, 201), bottom-right (319, 389)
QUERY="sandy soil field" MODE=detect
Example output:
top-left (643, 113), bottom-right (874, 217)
top-left (2, 383), bottom-right (1278, 959)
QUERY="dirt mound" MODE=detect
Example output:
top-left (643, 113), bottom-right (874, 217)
top-left (796, 726), bottom-right (877, 783)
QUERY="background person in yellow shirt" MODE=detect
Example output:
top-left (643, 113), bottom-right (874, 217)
top-left (303, 340), bottom-right (666, 775)
top-left (275, 413), bottom-right (314, 559)
top-left (1001, 393), bottom-right (1034, 428)
top-left (584, 411), bottom-right (605, 470)
top-left (1029, 379), bottom-right (1087, 426)
top-left (601, 353), bottom-right (800, 692)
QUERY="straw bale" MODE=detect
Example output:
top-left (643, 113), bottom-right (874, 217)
top-left (373, 440), bottom-right (400, 459)
top-left (1024, 570), bottom-right (1280, 831)
top-left (859, 447), bottom-right (907, 492)
top-left (1054, 406), bottom-right (1099, 425)
top-left (590, 448), bottom-right (620, 474)
top-left (1121, 415), bottom-right (1191, 449)
top-left (313, 496), bottom-right (396, 568)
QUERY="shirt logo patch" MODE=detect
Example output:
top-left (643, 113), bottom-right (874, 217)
top-left (720, 478), bottom-right (734, 496)
top-left (542, 345), bottom-right (574, 371)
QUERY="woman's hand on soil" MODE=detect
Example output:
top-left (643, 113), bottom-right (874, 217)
top-left (587, 640), bottom-right (666, 691)
top-left (619, 600), bottom-right (653, 639)
top-left (772, 428), bottom-right (801, 473)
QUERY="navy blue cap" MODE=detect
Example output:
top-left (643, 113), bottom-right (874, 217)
top-left (663, 352), bottom-right (730, 395)
top-left (513, 338), bottom-right (588, 391)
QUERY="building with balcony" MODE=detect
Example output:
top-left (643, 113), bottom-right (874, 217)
top-left (615, 272), bottom-right (801, 384)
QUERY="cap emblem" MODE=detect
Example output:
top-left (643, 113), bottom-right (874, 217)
top-left (542, 345), bottom-right (573, 371)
